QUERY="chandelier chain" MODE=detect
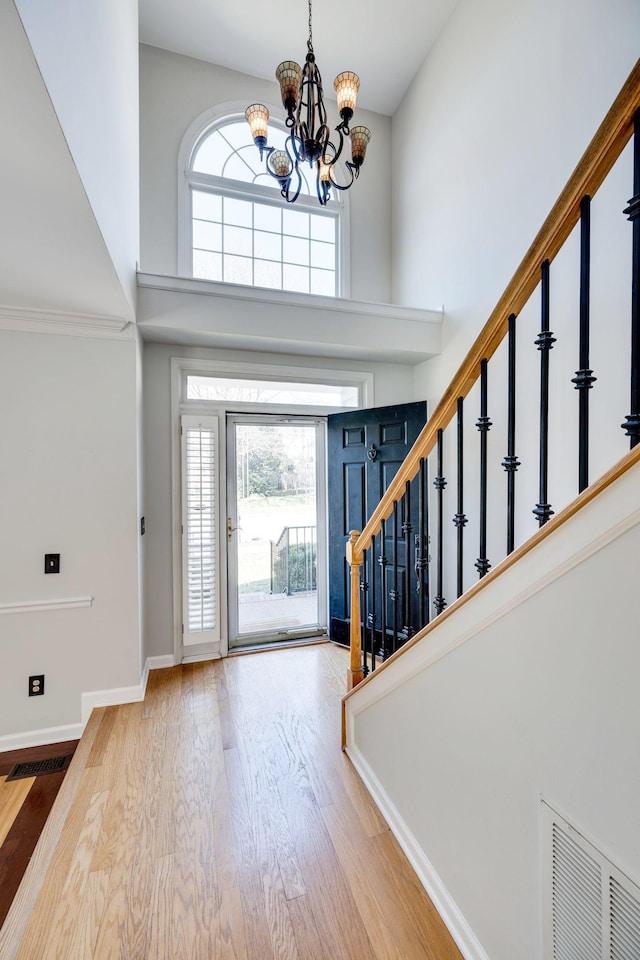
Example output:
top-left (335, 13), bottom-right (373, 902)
top-left (307, 0), bottom-right (313, 54)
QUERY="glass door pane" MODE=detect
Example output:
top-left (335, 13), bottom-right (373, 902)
top-left (227, 416), bottom-right (326, 646)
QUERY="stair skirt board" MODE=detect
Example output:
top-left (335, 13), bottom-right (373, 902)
top-left (346, 742), bottom-right (490, 960)
top-left (343, 460), bottom-right (640, 723)
top-left (0, 656), bottom-right (178, 753)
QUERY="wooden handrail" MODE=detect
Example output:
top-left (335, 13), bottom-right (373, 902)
top-left (343, 442), bottom-right (640, 725)
top-left (351, 58), bottom-right (640, 561)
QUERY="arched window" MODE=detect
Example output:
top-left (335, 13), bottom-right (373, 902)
top-left (180, 109), bottom-right (347, 297)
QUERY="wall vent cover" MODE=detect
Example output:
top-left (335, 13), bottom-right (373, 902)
top-left (542, 800), bottom-right (640, 960)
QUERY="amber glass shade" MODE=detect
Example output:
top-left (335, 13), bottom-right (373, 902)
top-left (275, 61), bottom-right (302, 110)
top-left (269, 150), bottom-right (292, 179)
top-left (318, 154), bottom-right (333, 183)
top-left (350, 126), bottom-right (371, 165)
top-left (334, 72), bottom-right (360, 117)
top-left (245, 103), bottom-right (269, 143)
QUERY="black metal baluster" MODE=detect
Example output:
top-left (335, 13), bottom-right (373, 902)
top-left (572, 195), bottom-right (597, 491)
top-left (416, 457), bottom-right (427, 628)
top-left (453, 397), bottom-right (467, 598)
top-left (390, 502), bottom-right (399, 653)
top-left (422, 455), bottom-right (430, 620)
top-left (433, 429), bottom-right (447, 615)
top-left (502, 314), bottom-right (520, 553)
top-left (475, 359), bottom-right (492, 577)
top-left (622, 108), bottom-right (640, 447)
top-left (533, 260), bottom-right (556, 526)
top-left (378, 522), bottom-right (388, 659)
top-left (360, 545), bottom-right (368, 677)
top-left (401, 480), bottom-right (413, 642)
top-left (369, 539), bottom-right (376, 671)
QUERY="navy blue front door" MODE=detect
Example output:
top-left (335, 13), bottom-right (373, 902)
top-left (327, 401), bottom-right (427, 648)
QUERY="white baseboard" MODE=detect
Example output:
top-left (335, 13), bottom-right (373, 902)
top-left (81, 681), bottom-right (146, 726)
top-left (1, 659), bottom-right (179, 753)
top-left (146, 654), bottom-right (178, 669)
top-left (346, 743), bottom-right (490, 960)
top-left (0, 723), bottom-right (84, 753)
top-left (181, 651), bottom-right (222, 664)
top-left (80, 655), bottom-right (180, 725)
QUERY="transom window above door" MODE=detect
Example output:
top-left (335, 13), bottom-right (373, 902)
top-left (185, 117), bottom-right (343, 297)
top-left (186, 374), bottom-right (360, 408)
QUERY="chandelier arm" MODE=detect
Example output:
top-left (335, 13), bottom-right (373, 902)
top-left (324, 129), bottom-right (345, 167)
top-left (261, 144), bottom-right (279, 179)
top-left (284, 163), bottom-right (303, 204)
top-left (285, 132), bottom-right (304, 166)
top-left (327, 162), bottom-right (356, 192)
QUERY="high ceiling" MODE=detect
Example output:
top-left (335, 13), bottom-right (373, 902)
top-left (139, 0), bottom-right (459, 116)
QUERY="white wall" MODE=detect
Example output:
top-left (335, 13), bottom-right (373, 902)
top-left (15, 0), bottom-right (140, 315)
top-left (139, 44), bottom-right (392, 304)
top-left (143, 342), bottom-right (416, 659)
top-left (348, 462), bottom-right (640, 959)
top-left (390, 0), bottom-right (640, 602)
top-left (393, 0), bottom-right (639, 399)
top-left (0, 329), bottom-right (141, 740)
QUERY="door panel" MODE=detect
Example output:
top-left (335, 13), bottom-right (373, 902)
top-left (344, 462), bottom-right (367, 535)
top-left (327, 401), bottom-right (427, 647)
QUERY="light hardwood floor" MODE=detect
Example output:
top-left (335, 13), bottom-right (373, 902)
top-left (0, 643), bottom-right (462, 959)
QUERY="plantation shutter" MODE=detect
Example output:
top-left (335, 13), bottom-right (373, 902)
top-left (181, 415), bottom-right (220, 646)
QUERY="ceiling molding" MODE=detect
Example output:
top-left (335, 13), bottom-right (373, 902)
top-left (0, 304), bottom-right (134, 341)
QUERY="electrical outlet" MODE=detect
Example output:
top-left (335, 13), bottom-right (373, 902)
top-left (44, 553), bottom-right (60, 574)
top-left (29, 675), bottom-right (45, 696)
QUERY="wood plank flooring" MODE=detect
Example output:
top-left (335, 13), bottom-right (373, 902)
top-left (0, 644), bottom-right (462, 960)
top-left (0, 740), bottom-right (78, 929)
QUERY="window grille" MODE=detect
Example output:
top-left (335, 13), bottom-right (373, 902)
top-left (187, 118), bottom-right (340, 296)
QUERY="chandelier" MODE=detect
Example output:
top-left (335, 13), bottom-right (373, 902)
top-left (245, 0), bottom-right (371, 206)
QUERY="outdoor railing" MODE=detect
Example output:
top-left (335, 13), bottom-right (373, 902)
top-left (271, 525), bottom-right (317, 596)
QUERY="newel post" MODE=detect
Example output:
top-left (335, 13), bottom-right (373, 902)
top-left (346, 530), bottom-right (364, 690)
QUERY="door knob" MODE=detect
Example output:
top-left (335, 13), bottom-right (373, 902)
top-left (227, 518), bottom-right (241, 542)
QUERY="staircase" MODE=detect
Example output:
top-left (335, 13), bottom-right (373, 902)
top-left (343, 59), bottom-right (640, 693)
top-left (341, 61), bottom-right (640, 960)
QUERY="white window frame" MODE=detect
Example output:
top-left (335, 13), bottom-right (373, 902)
top-left (170, 356), bottom-right (374, 663)
top-left (176, 357), bottom-right (373, 414)
top-left (177, 101), bottom-right (351, 298)
top-left (225, 412), bottom-right (328, 647)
